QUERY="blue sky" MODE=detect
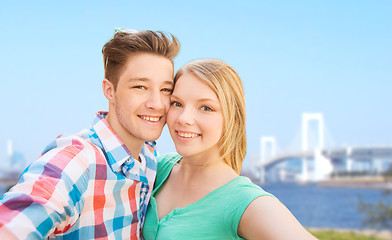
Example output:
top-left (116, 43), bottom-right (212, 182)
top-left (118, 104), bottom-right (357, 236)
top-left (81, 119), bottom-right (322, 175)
top-left (1, 1), bottom-right (391, 169)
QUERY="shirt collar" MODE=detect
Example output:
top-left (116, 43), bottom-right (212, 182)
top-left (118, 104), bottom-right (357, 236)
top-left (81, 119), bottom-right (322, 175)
top-left (91, 111), bottom-right (157, 182)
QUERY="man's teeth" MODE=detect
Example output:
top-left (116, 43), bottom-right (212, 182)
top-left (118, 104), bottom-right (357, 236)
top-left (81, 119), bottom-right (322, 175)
top-left (141, 116), bottom-right (160, 122)
top-left (178, 132), bottom-right (199, 138)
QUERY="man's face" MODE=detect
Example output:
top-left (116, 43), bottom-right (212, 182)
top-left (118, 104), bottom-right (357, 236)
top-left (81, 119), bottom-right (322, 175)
top-left (107, 53), bottom-right (174, 148)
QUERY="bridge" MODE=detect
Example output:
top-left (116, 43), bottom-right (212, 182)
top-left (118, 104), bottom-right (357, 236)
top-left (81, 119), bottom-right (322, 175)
top-left (256, 113), bottom-right (392, 183)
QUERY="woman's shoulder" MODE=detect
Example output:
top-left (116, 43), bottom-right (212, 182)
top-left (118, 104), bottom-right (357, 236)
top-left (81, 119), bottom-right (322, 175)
top-left (157, 152), bottom-right (182, 168)
top-left (222, 176), bottom-right (276, 210)
top-left (154, 152), bottom-right (182, 188)
top-left (220, 177), bottom-right (276, 236)
top-left (231, 176), bottom-right (275, 198)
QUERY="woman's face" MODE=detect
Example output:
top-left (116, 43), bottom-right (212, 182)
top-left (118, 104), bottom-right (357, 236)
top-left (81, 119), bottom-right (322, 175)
top-left (167, 72), bottom-right (224, 159)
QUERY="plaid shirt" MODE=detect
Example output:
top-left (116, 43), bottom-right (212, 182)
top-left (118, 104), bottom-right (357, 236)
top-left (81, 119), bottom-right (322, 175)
top-left (0, 112), bottom-right (157, 239)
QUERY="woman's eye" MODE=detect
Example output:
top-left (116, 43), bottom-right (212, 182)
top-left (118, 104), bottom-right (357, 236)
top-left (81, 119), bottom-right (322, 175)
top-left (171, 101), bottom-right (182, 107)
top-left (201, 106), bottom-right (213, 112)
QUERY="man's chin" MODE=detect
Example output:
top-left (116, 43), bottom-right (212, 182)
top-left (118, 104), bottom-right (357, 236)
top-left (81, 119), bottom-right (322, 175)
top-left (144, 133), bottom-right (162, 142)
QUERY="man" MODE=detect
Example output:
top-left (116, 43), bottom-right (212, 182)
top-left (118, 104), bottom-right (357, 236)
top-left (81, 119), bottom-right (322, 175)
top-left (0, 28), bottom-right (180, 239)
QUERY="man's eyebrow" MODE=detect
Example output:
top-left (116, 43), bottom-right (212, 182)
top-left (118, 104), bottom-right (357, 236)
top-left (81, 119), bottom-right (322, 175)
top-left (164, 80), bottom-right (174, 86)
top-left (127, 78), bottom-right (173, 85)
top-left (127, 77), bottom-right (149, 82)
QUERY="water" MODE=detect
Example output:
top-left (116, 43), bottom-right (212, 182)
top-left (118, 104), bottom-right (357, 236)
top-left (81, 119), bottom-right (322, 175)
top-left (261, 182), bottom-right (390, 230)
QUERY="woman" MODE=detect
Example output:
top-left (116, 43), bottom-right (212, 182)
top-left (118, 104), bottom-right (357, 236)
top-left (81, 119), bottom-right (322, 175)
top-left (142, 59), bottom-right (317, 239)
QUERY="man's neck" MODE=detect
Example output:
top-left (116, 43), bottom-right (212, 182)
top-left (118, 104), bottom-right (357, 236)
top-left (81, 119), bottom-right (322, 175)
top-left (105, 112), bottom-right (144, 161)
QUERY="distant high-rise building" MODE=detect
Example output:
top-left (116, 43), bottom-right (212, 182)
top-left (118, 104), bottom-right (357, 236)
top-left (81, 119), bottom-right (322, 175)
top-left (7, 140), bottom-right (13, 158)
top-left (4, 140), bottom-right (26, 170)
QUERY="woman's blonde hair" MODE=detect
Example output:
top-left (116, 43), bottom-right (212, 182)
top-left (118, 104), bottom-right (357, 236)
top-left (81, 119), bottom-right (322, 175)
top-left (174, 59), bottom-right (246, 174)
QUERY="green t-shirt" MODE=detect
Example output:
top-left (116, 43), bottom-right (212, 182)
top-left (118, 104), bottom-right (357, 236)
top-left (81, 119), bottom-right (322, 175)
top-left (142, 153), bottom-right (275, 240)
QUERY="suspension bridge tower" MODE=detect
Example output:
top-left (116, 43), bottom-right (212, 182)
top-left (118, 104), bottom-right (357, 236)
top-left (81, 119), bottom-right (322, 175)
top-left (259, 136), bottom-right (277, 183)
top-left (301, 113), bottom-right (333, 182)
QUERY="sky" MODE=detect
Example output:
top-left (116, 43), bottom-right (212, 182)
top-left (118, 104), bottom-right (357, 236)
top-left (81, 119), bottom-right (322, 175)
top-left (1, 0), bottom-right (391, 170)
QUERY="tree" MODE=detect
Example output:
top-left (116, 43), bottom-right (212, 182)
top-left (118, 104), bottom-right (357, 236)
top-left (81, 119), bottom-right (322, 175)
top-left (357, 165), bottom-right (392, 231)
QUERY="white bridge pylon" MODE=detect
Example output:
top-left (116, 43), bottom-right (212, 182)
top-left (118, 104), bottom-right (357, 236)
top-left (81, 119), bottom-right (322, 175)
top-left (302, 113), bottom-right (324, 182)
top-left (261, 136), bottom-right (277, 164)
top-left (302, 113), bottom-right (324, 152)
top-left (301, 113), bottom-right (333, 182)
top-left (259, 113), bottom-right (333, 183)
top-left (258, 136), bottom-right (277, 182)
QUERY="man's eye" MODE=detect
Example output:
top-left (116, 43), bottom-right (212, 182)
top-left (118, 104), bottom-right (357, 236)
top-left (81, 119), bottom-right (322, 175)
top-left (134, 86), bottom-right (146, 89)
top-left (162, 88), bottom-right (173, 93)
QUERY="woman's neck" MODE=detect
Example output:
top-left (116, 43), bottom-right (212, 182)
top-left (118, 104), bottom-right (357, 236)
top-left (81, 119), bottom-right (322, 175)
top-left (174, 154), bottom-right (237, 184)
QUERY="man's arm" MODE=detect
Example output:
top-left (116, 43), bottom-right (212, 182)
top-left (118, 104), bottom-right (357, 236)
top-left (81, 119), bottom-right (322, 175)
top-left (0, 139), bottom-right (89, 239)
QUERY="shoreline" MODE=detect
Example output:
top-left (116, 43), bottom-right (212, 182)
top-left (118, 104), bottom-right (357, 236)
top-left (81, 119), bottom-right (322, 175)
top-left (243, 173), bottom-right (392, 190)
top-left (317, 177), bottom-right (392, 189)
top-left (309, 228), bottom-right (392, 239)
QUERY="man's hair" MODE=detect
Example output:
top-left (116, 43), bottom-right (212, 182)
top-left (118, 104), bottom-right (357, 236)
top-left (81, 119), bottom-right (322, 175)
top-left (174, 59), bottom-right (246, 174)
top-left (102, 30), bottom-right (180, 89)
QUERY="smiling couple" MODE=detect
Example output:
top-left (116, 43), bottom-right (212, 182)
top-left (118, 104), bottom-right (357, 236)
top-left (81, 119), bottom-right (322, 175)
top-left (0, 28), bottom-right (317, 240)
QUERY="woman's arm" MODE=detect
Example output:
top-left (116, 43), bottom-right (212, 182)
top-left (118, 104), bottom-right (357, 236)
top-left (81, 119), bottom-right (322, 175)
top-left (237, 196), bottom-right (318, 240)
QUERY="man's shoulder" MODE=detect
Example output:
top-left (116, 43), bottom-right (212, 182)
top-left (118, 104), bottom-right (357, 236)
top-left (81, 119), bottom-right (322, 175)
top-left (40, 129), bottom-right (103, 163)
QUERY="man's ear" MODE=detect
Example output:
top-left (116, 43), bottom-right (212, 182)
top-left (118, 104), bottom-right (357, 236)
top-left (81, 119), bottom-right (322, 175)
top-left (102, 79), bottom-right (115, 103)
